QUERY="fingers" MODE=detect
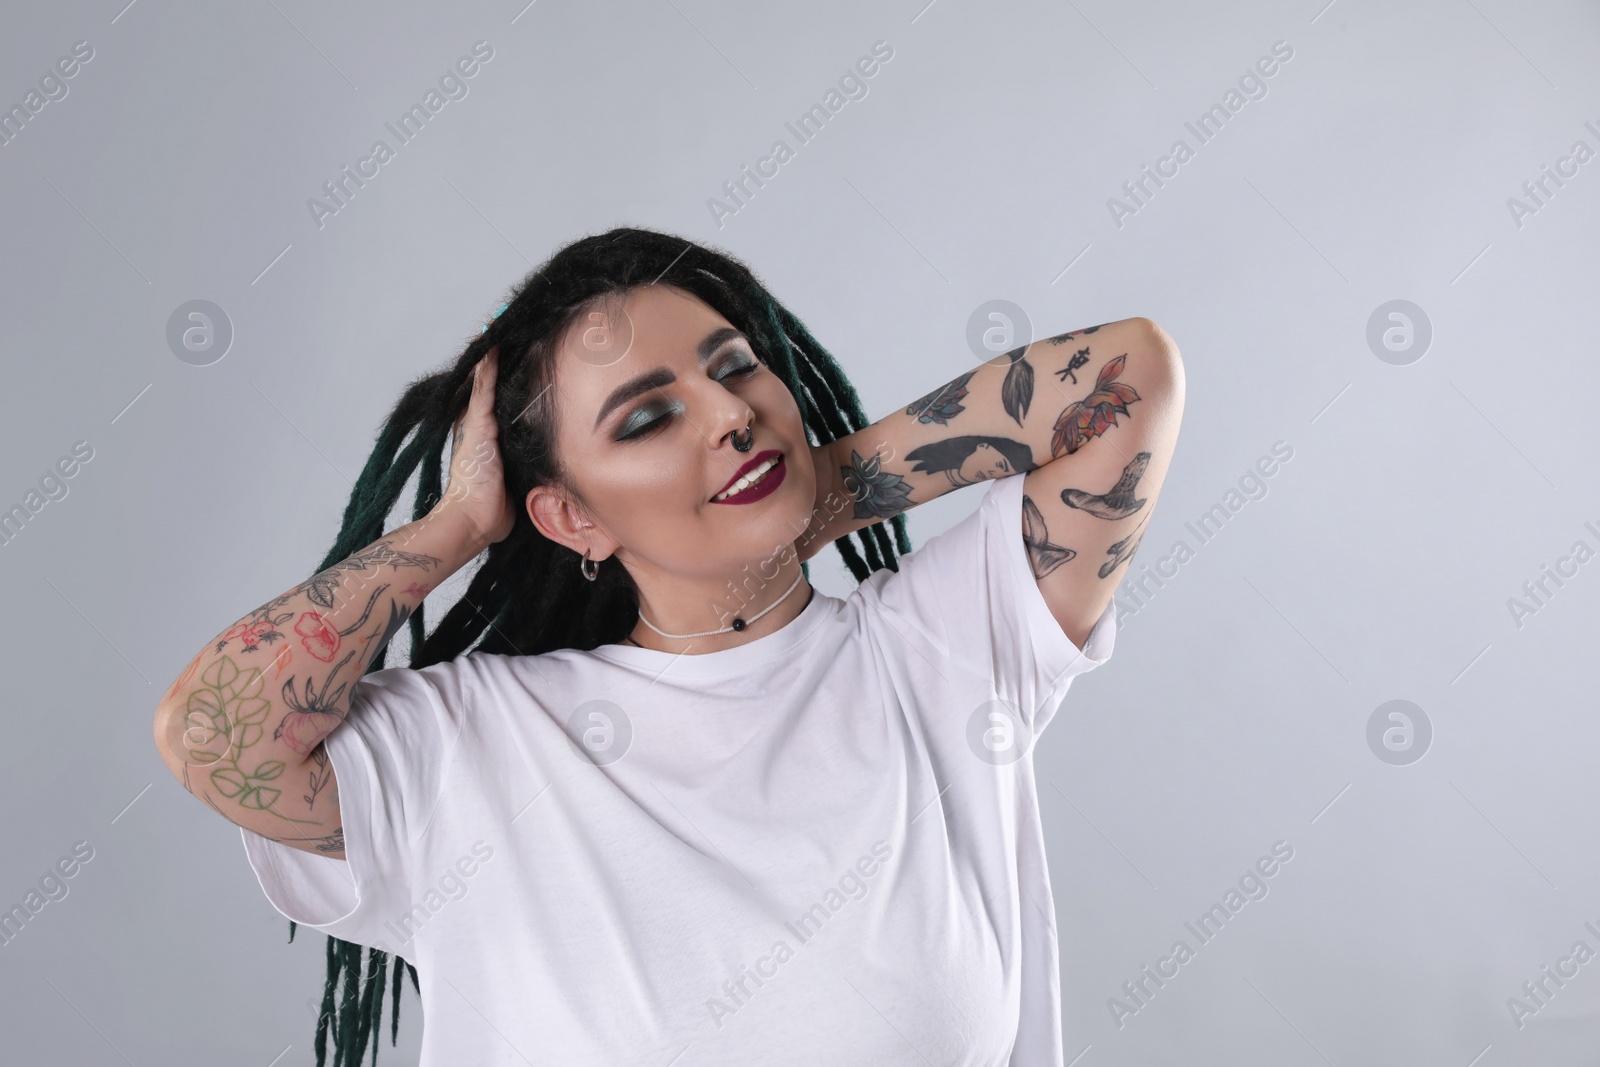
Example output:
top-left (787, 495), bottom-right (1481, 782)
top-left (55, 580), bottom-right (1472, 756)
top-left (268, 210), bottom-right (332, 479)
top-left (458, 349), bottom-right (496, 433)
top-left (450, 347), bottom-right (503, 465)
top-left (472, 346), bottom-right (500, 415)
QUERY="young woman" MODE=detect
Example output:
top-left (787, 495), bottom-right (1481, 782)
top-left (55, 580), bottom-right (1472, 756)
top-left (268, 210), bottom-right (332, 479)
top-left (152, 228), bottom-right (1183, 1066)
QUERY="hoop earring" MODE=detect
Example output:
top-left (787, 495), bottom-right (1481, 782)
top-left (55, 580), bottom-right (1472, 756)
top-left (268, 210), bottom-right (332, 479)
top-left (731, 423), bottom-right (754, 452)
top-left (580, 548), bottom-right (599, 582)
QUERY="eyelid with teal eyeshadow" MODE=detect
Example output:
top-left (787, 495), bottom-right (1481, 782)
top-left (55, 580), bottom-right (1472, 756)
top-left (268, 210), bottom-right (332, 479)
top-left (614, 355), bottom-right (760, 442)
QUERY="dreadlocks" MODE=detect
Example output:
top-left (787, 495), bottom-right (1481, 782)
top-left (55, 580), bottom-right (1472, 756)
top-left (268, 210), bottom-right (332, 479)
top-left (285, 226), bottom-right (914, 1065)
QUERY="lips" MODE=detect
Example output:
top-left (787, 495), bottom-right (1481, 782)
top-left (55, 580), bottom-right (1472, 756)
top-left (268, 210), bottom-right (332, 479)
top-left (710, 449), bottom-right (784, 502)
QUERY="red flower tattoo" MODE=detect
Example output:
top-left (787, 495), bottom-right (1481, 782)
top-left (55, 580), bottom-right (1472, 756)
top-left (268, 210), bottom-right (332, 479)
top-left (295, 612), bottom-right (341, 662)
top-left (219, 619), bottom-right (278, 652)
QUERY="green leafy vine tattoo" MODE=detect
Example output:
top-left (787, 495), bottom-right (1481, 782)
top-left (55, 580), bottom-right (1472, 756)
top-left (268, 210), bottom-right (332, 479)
top-left (182, 654), bottom-right (318, 825)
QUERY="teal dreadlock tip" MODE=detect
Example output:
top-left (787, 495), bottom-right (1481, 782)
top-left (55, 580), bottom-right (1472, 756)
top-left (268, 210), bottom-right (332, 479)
top-left (480, 302), bottom-right (509, 333)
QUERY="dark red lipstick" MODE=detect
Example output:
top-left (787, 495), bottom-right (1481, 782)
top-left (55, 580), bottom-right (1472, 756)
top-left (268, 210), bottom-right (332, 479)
top-left (710, 449), bottom-right (786, 505)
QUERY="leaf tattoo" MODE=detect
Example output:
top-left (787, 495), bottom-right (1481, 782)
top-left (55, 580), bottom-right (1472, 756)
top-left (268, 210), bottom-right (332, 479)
top-left (999, 345), bottom-right (1035, 427)
top-left (298, 543), bottom-right (441, 610)
top-left (906, 371), bottom-right (974, 426)
top-left (1049, 353), bottom-right (1141, 457)
top-left (1022, 494), bottom-right (1076, 579)
top-left (248, 541), bottom-right (442, 622)
top-left (304, 745), bottom-right (332, 809)
top-left (182, 655), bottom-right (315, 822)
top-left (1060, 452), bottom-right (1151, 521)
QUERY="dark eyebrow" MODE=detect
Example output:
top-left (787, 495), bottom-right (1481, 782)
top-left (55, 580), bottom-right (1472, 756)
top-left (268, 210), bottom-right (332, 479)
top-left (592, 326), bottom-right (747, 433)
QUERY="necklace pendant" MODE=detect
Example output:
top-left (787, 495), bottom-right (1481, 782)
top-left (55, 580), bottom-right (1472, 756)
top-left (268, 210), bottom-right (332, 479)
top-left (731, 618), bottom-right (746, 632)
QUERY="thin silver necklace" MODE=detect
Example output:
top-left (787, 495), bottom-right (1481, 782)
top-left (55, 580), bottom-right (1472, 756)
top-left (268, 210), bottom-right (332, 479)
top-left (637, 569), bottom-right (807, 640)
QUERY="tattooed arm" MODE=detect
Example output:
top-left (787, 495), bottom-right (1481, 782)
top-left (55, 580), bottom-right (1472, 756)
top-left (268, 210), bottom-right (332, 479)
top-left (799, 316), bottom-right (1184, 646)
top-left (151, 506), bottom-right (489, 860)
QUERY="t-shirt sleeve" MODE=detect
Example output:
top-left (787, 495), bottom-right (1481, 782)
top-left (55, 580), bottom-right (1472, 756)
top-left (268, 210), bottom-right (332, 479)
top-left (239, 656), bottom-right (472, 952)
top-left (857, 472), bottom-right (1117, 730)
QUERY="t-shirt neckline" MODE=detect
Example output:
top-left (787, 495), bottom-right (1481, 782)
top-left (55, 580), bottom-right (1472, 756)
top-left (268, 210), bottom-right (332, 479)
top-left (587, 583), bottom-right (829, 679)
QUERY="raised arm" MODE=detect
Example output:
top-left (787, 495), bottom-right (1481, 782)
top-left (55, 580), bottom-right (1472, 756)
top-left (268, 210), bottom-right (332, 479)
top-left (152, 347), bottom-right (512, 859)
top-left (799, 317), bottom-right (1185, 644)
top-left (151, 508), bottom-right (486, 859)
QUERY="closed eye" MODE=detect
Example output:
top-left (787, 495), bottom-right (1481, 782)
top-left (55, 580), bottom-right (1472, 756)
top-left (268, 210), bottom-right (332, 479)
top-left (615, 358), bottom-right (761, 442)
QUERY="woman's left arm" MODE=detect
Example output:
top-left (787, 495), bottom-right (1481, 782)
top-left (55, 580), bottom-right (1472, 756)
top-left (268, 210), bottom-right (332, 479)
top-left (798, 316), bottom-right (1184, 643)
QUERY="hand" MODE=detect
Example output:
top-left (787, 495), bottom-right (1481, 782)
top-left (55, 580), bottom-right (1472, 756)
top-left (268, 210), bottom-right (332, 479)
top-left (435, 347), bottom-right (515, 549)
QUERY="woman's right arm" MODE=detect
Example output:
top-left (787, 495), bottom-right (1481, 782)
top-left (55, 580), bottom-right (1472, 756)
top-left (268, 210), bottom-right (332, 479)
top-left (151, 506), bottom-right (488, 859)
top-left (152, 346), bottom-right (512, 860)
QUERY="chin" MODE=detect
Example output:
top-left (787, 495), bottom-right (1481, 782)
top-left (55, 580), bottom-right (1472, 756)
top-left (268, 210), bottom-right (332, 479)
top-left (730, 498), bottom-right (810, 556)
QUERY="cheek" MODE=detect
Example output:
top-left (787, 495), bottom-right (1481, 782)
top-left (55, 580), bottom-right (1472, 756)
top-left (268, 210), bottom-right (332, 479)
top-left (606, 453), bottom-right (696, 504)
top-left (757, 375), bottom-right (804, 427)
top-left (575, 450), bottom-right (698, 536)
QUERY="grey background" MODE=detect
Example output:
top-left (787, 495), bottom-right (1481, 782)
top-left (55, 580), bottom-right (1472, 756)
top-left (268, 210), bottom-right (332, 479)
top-left (2, 0), bottom-right (1596, 1064)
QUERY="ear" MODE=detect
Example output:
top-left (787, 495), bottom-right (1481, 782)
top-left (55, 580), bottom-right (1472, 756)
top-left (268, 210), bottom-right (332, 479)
top-left (526, 485), bottom-right (618, 560)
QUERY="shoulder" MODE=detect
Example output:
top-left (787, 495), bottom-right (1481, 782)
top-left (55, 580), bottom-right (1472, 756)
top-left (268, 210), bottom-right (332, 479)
top-left (355, 651), bottom-right (482, 699)
top-left (852, 478), bottom-right (1010, 603)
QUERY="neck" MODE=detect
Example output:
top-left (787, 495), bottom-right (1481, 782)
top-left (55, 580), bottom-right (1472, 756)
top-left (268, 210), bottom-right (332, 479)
top-left (624, 562), bottom-right (814, 654)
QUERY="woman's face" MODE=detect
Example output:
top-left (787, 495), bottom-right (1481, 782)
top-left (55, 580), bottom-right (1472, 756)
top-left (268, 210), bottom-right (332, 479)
top-left (530, 284), bottom-right (816, 582)
top-left (958, 442), bottom-right (1015, 485)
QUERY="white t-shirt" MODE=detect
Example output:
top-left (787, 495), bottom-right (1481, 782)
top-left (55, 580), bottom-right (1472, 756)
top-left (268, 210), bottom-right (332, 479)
top-left (242, 472), bottom-right (1116, 1066)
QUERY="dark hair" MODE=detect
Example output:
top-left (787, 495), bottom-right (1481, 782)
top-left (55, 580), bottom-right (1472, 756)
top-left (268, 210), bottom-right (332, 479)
top-left (287, 226), bottom-right (914, 1065)
top-left (905, 435), bottom-right (1034, 481)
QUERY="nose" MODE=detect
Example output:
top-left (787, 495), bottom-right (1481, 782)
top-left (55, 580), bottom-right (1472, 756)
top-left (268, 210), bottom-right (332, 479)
top-left (704, 382), bottom-right (756, 452)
